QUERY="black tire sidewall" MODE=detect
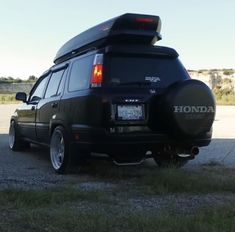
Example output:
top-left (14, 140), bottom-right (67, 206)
top-left (162, 80), bottom-right (216, 137)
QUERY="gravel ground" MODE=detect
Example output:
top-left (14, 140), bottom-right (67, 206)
top-left (1, 104), bottom-right (235, 214)
top-left (128, 193), bottom-right (235, 215)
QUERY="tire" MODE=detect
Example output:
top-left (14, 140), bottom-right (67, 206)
top-left (150, 79), bottom-right (216, 137)
top-left (9, 121), bottom-right (30, 151)
top-left (50, 126), bottom-right (70, 174)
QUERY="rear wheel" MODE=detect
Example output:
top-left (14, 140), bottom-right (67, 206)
top-left (50, 126), bottom-right (70, 174)
top-left (9, 121), bottom-right (30, 151)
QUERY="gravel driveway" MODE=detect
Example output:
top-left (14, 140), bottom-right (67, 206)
top-left (0, 104), bottom-right (235, 187)
top-left (1, 104), bottom-right (235, 214)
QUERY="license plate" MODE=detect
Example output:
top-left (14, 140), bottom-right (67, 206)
top-left (117, 105), bottom-right (144, 120)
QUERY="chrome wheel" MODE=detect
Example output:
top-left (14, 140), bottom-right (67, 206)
top-left (8, 121), bottom-right (30, 151)
top-left (50, 129), bottom-right (65, 171)
top-left (9, 122), bottom-right (15, 149)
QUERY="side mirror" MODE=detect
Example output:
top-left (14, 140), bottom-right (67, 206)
top-left (16, 92), bottom-right (27, 103)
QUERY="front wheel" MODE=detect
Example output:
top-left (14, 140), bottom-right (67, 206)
top-left (50, 126), bottom-right (70, 174)
top-left (9, 121), bottom-right (30, 151)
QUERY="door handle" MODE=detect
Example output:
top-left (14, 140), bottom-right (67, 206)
top-left (51, 102), bottom-right (58, 108)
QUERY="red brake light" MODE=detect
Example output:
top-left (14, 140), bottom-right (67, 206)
top-left (91, 64), bottom-right (103, 87)
top-left (135, 17), bottom-right (154, 23)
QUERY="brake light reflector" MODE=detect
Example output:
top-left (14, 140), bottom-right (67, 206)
top-left (135, 17), bottom-right (154, 23)
top-left (91, 64), bottom-right (103, 87)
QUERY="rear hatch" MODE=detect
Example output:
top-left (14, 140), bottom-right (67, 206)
top-left (101, 45), bottom-right (190, 131)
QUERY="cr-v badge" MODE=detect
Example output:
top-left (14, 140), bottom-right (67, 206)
top-left (145, 76), bottom-right (161, 83)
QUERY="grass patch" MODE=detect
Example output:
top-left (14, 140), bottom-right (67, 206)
top-left (0, 93), bottom-right (17, 103)
top-left (1, 202), bottom-right (235, 232)
top-left (0, 186), bottom-right (107, 209)
top-left (214, 91), bottom-right (235, 105)
top-left (139, 167), bottom-right (235, 194)
top-left (1, 166), bottom-right (235, 231)
top-left (80, 162), bottom-right (235, 195)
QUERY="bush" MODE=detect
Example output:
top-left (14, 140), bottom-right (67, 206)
top-left (213, 88), bottom-right (235, 105)
top-left (0, 93), bottom-right (17, 103)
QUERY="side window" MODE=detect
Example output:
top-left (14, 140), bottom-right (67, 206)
top-left (68, 55), bottom-right (93, 92)
top-left (57, 68), bottom-right (68, 96)
top-left (45, 69), bottom-right (65, 98)
top-left (30, 75), bottom-right (50, 102)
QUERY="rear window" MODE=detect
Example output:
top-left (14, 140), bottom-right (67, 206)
top-left (68, 55), bottom-right (94, 92)
top-left (105, 55), bottom-right (189, 88)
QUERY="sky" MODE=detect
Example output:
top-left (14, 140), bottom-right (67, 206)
top-left (0, 0), bottom-right (234, 79)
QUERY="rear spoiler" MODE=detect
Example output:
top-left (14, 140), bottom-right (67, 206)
top-left (54, 13), bottom-right (162, 64)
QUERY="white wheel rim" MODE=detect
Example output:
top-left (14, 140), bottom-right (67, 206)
top-left (50, 130), bottom-right (65, 170)
top-left (9, 122), bottom-right (15, 149)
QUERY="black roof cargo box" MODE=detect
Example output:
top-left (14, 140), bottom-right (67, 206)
top-left (54, 13), bottom-right (162, 64)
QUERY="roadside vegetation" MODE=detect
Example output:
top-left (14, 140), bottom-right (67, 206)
top-left (214, 88), bottom-right (235, 105)
top-left (0, 93), bottom-right (18, 104)
top-left (1, 164), bottom-right (235, 231)
top-left (0, 75), bottom-right (37, 84)
top-left (210, 74), bottom-right (235, 105)
top-left (0, 76), bottom-right (36, 103)
top-left (1, 201), bottom-right (235, 232)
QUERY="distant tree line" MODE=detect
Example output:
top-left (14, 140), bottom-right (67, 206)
top-left (188, 69), bottom-right (235, 76)
top-left (0, 75), bottom-right (38, 84)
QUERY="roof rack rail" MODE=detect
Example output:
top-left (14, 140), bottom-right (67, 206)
top-left (54, 13), bottom-right (162, 64)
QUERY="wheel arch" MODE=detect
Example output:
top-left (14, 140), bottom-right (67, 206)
top-left (49, 120), bottom-right (71, 138)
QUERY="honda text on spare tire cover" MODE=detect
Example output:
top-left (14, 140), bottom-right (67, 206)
top-left (9, 13), bottom-right (216, 174)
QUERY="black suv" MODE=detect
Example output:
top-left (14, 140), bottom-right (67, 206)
top-left (9, 13), bottom-right (216, 173)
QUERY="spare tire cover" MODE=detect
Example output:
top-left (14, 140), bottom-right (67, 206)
top-left (162, 79), bottom-right (216, 137)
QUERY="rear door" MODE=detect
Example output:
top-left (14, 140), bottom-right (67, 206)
top-left (36, 65), bottom-right (68, 144)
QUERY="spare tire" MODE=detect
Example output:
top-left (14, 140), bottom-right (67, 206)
top-left (161, 79), bottom-right (216, 137)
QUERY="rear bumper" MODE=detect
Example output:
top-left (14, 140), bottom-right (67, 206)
top-left (70, 125), bottom-right (212, 154)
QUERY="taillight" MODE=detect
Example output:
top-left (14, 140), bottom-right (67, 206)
top-left (91, 64), bottom-right (103, 87)
top-left (91, 54), bottom-right (103, 87)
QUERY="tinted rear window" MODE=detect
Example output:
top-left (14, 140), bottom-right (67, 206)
top-left (68, 55), bottom-right (94, 92)
top-left (106, 55), bottom-right (189, 88)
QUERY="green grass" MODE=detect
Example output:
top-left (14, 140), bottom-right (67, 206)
top-left (1, 202), bottom-right (235, 232)
top-left (215, 93), bottom-right (235, 105)
top-left (0, 93), bottom-right (17, 103)
top-left (214, 91), bottom-right (235, 105)
top-left (1, 166), bottom-right (235, 231)
top-left (139, 167), bottom-right (235, 194)
top-left (80, 162), bottom-right (235, 194)
top-left (0, 186), bottom-right (107, 209)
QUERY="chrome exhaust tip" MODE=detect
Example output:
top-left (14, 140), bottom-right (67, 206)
top-left (191, 146), bottom-right (199, 156)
